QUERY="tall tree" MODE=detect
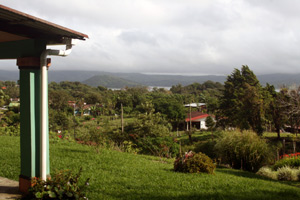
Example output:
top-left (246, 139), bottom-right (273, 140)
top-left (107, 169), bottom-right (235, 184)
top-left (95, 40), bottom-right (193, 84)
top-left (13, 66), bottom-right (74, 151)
top-left (263, 84), bottom-right (287, 138)
top-left (219, 65), bottom-right (264, 134)
top-left (279, 87), bottom-right (300, 136)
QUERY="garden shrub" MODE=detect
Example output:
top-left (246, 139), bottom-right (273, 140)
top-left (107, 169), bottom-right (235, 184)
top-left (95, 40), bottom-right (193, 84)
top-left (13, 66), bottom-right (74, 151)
top-left (214, 131), bottom-right (271, 172)
top-left (24, 168), bottom-right (89, 200)
top-left (174, 152), bottom-right (215, 174)
top-left (256, 167), bottom-right (277, 180)
top-left (277, 166), bottom-right (299, 181)
top-left (273, 157), bottom-right (300, 170)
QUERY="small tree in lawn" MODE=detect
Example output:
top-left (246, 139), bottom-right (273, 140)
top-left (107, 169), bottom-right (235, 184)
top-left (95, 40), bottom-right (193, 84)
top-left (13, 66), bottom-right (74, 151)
top-left (205, 116), bottom-right (215, 140)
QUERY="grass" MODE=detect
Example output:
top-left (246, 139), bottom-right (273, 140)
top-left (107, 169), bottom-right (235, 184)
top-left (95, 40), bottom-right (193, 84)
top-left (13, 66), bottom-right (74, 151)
top-left (1, 135), bottom-right (300, 200)
top-left (263, 132), bottom-right (300, 139)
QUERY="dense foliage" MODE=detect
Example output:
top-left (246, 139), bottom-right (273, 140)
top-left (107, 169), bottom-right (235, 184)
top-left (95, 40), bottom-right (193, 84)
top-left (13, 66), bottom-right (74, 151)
top-left (215, 131), bottom-right (271, 172)
top-left (273, 156), bottom-right (300, 170)
top-left (174, 152), bottom-right (215, 174)
top-left (219, 65), bottom-right (264, 134)
top-left (24, 168), bottom-right (89, 200)
top-left (2, 65), bottom-right (300, 160)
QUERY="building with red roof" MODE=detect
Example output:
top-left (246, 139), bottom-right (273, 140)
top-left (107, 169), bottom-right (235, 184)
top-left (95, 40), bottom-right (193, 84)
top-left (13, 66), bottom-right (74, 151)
top-left (185, 111), bottom-right (214, 130)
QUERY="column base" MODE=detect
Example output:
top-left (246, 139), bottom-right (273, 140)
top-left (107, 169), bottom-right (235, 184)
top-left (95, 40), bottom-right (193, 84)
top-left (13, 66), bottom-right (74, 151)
top-left (19, 175), bottom-right (32, 194)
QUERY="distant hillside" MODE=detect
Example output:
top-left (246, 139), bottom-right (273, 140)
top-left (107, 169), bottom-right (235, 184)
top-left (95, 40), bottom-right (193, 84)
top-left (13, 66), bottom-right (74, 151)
top-left (2, 69), bottom-right (300, 88)
top-left (0, 70), bottom-right (18, 81)
top-left (82, 74), bottom-right (142, 88)
top-left (257, 74), bottom-right (300, 87)
top-left (108, 73), bottom-right (226, 86)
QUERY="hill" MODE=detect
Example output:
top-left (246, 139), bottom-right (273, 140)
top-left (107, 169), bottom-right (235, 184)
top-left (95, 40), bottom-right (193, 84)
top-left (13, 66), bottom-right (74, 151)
top-left (82, 74), bottom-right (142, 88)
top-left (0, 70), bottom-right (18, 81)
top-left (2, 69), bottom-right (300, 88)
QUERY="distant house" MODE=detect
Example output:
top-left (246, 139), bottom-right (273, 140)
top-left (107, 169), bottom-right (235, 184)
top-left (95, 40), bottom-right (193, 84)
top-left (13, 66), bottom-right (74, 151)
top-left (185, 111), bottom-right (214, 130)
top-left (184, 103), bottom-right (206, 112)
top-left (69, 101), bottom-right (94, 116)
top-left (184, 103), bottom-right (206, 108)
top-left (10, 98), bottom-right (20, 102)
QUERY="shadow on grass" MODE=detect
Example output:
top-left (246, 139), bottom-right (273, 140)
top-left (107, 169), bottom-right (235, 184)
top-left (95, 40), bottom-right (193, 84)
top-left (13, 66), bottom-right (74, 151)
top-left (217, 168), bottom-right (272, 180)
top-left (217, 168), bottom-right (300, 189)
top-left (58, 148), bottom-right (90, 153)
top-left (99, 184), bottom-right (300, 200)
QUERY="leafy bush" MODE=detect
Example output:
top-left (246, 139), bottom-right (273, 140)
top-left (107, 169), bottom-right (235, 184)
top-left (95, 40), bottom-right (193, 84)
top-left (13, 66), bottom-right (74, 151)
top-left (137, 136), bottom-right (179, 158)
top-left (24, 168), bottom-right (89, 200)
top-left (256, 167), bottom-right (277, 180)
top-left (174, 152), bottom-right (215, 174)
top-left (0, 126), bottom-right (20, 136)
top-left (215, 131), bottom-right (271, 172)
top-left (122, 140), bottom-right (140, 154)
top-left (277, 166), bottom-right (299, 181)
top-left (84, 115), bottom-right (92, 121)
top-left (273, 157), bottom-right (300, 170)
top-left (194, 140), bottom-right (217, 159)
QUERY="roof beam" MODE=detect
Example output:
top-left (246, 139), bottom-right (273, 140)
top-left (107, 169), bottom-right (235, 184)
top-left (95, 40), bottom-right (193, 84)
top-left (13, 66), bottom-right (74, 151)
top-left (0, 39), bottom-right (47, 59)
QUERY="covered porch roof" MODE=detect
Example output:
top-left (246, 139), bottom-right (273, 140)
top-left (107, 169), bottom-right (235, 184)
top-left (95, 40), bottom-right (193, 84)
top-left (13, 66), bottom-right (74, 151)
top-left (0, 4), bottom-right (88, 59)
top-left (0, 4), bottom-right (88, 192)
top-left (0, 4), bottom-right (88, 44)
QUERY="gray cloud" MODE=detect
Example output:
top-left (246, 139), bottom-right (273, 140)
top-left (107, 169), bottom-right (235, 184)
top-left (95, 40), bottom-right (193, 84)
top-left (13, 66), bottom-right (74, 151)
top-left (118, 30), bottom-right (158, 46)
top-left (1, 0), bottom-right (300, 76)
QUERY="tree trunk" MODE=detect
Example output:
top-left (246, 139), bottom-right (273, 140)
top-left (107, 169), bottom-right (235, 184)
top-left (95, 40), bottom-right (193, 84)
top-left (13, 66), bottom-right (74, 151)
top-left (276, 127), bottom-right (280, 139)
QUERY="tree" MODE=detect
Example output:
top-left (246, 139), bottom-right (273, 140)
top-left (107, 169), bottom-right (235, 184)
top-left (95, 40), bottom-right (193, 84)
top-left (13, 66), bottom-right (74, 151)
top-left (133, 101), bottom-right (171, 138)
top-left (279, 86), bottom-right (300, 136)
top-left (219, 65), bottom-right (264, 135)
top-left (263, 84), bottom-right (287, 138)
top-left (0, 89), bottom-right (9, 107)
top-left (49, 90), bottom-right (71, 112)
top-left (151, 94), bottom-right (186, 129)
top-left (205, 115), bottom-right (216, 140)
top-left (205, 116), bottom-right (215, 131)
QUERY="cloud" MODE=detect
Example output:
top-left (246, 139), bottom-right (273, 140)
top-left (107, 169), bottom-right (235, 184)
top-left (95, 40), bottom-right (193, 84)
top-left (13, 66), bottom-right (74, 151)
top-left (1, 0), bottom-right (300, 76)
top-left (118, 30), bottom-right (158, 46)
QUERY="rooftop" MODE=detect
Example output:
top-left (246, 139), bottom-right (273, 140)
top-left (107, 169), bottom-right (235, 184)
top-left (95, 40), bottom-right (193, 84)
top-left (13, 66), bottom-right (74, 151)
top-left (0, 4), bottom-right (88, 45)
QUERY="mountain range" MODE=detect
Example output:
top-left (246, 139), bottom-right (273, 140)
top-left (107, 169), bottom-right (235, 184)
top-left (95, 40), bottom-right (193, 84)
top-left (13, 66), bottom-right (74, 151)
top-left (0, 69), bottom-right (300, 88)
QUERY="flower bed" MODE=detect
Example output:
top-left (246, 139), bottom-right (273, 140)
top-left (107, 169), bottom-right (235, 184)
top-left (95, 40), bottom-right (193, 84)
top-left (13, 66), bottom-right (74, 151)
top-left (280, 152), bottom-right (300, 159)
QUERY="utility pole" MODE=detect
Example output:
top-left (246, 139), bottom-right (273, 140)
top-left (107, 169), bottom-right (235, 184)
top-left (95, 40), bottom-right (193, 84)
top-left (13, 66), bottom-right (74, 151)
top-left (189, 103), bottom-right (192, 143)
top-left (121, 103), bottom-right (124, 134)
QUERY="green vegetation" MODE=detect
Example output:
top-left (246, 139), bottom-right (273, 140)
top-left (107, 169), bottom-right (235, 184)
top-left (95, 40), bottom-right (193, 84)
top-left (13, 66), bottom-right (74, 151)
top-left (219, 65), bottom-right (264, 134)
top-left (215, 131), bottom-right (271, 172)
top-left (273, 157), bottom-right (300, 170)
top-left (174, 152), bottom-right (216, 174)
top-left (1, 136), bottom-right (300, 200)
top-left (24, 168), bottom-right (89, 200)
top-left (3, 66), bottom-right (300, 198)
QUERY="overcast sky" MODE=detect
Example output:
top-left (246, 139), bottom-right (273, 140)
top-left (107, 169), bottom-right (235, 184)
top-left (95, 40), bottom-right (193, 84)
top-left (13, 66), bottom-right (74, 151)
top-left (1, 0), bottom-right (300, 75)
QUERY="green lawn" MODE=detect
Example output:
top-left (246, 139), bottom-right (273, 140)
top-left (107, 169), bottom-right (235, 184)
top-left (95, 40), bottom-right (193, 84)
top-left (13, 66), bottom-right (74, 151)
top-left (1, 135), bottom-right (300, 200)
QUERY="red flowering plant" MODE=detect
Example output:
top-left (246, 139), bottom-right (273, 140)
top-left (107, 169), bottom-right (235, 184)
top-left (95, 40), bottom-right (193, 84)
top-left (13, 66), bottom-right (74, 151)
top-left (273, 153), bottom-right (300, 170)
top-left (279, 152), bottom-right (300, 159)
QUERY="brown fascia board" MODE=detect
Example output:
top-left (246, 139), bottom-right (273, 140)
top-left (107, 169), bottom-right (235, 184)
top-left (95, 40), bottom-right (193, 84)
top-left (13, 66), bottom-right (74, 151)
top-left (0, 4), bottom-right (88, 42)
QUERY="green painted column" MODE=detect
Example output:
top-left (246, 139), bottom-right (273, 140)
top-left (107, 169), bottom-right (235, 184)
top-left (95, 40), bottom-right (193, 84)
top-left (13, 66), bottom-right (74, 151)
top-left (17, 57), bottom-right (50, 193)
